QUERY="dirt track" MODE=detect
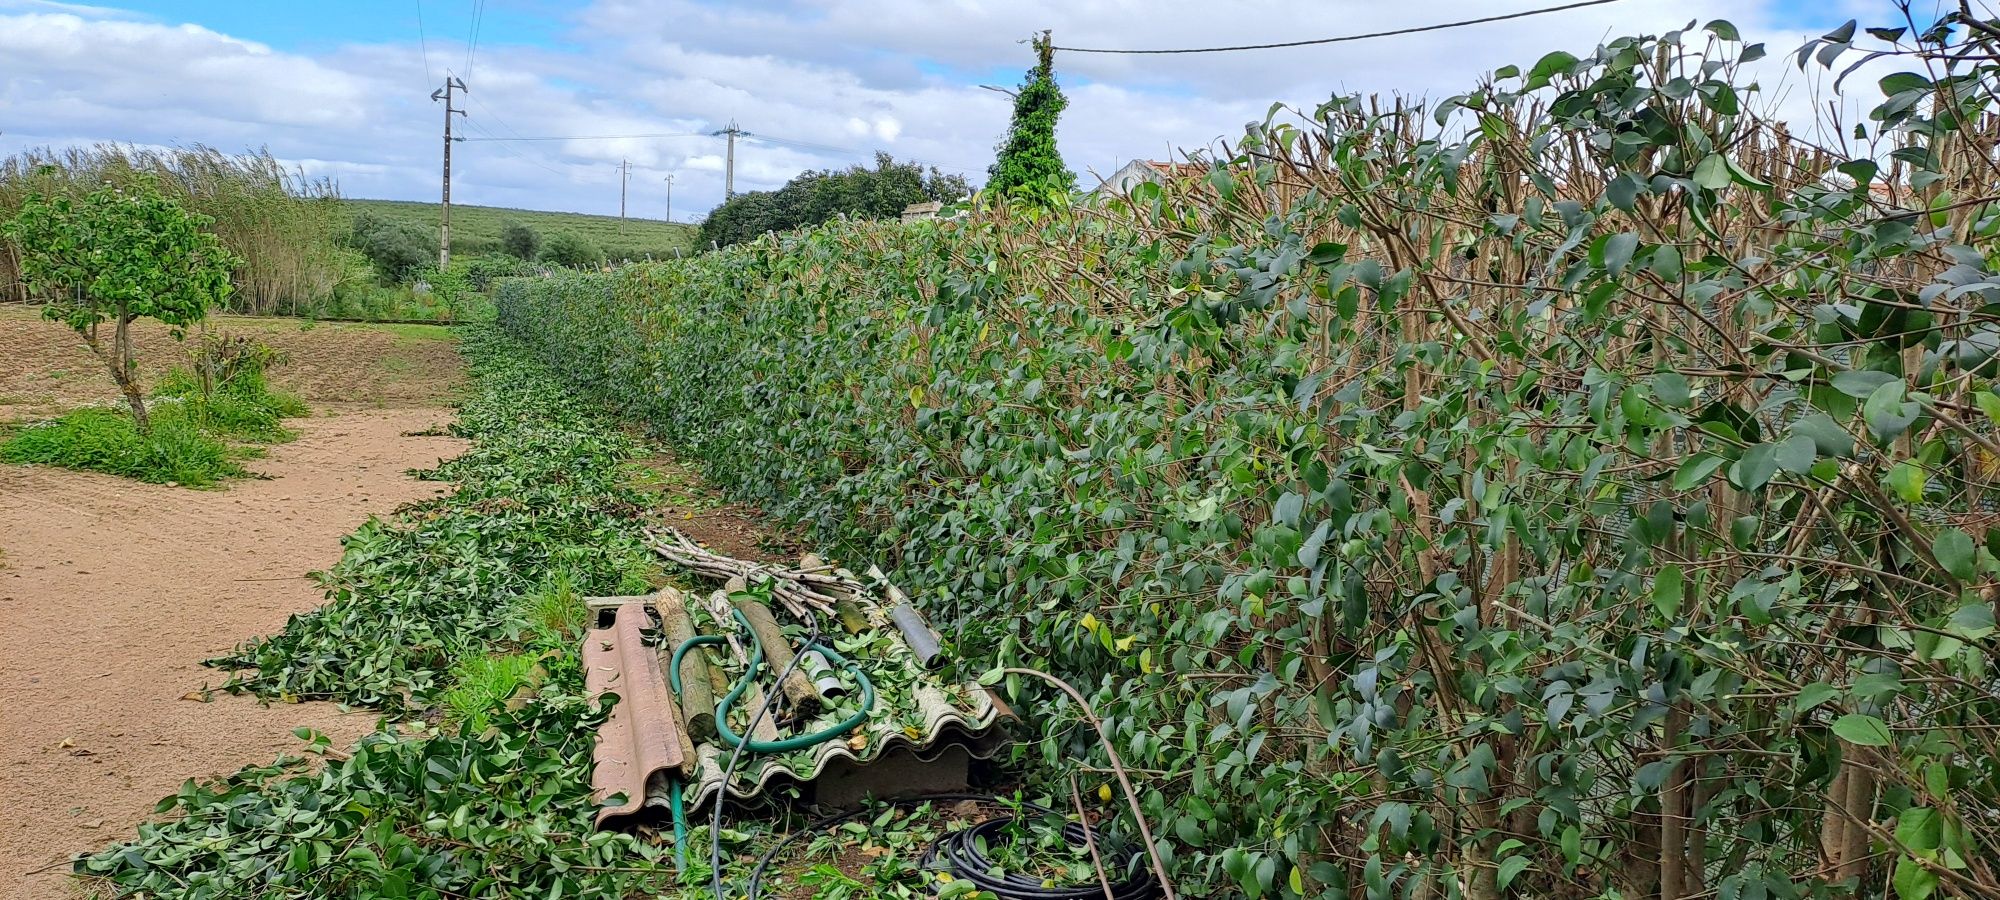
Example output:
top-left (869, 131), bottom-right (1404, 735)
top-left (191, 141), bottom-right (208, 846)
top-left (0, 407), bottom-right (468, 898)
top-left (0, 309), bottom-right (471, 898)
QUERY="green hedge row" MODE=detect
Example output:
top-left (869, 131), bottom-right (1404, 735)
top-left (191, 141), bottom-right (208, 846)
top-left (498, 21), bottom-right (2000, 899)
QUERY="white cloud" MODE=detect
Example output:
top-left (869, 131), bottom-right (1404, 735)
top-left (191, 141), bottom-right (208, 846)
top-left (0, 1), bottom-right (1914, 222)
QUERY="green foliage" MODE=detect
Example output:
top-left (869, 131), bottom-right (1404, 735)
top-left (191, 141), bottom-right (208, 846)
top-left (5, 180), bottom-right (236, 331)
top-left (697, 152), bottom-right (971, 250)
top-left (1, 407), bottom-right (241, 486)
top-left (439, 651), bottom-right (542, 734)
top-left (154, 338), bottom-right (307, 443)
top-left (499, 220), bottom-right (542, 260)
top-left (462, 253), bottom-right (539, 292)
top-left (499, 16), bottom-right (2000, 897)
top-left (540, 230), bottom-right (606, 269)
top-left (341, 198), bottom-right (694, 263)
top-left (346, 211), bottom-right (438, 283)
top-left (5, 178), bottom-right (240, 431)
top-left (0, 144), bottom-right (345, 315)
top-left (209, 328), bottom-right (656, 708)
top-left (986, 32), bottom-right (1074, 201)
top-left (81, 328), bottom-right (686, 899)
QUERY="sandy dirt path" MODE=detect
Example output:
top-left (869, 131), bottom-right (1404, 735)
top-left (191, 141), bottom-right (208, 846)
top-left (0, 407), bottom-right (469, 899)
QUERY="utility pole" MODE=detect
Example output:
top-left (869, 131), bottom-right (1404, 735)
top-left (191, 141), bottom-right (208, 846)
top-left (662, 174), bottom-right (674, 222)
top-left (617, 158), bottom-right (630, 222)
top-left (431, 74), bottom-right (467, 270)
top-left (713, 121), bottom-right (746, 198)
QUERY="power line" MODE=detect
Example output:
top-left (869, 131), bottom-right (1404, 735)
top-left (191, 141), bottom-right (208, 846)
top-left (457, 131), bottom-right (707, 142)
top-left (460, 117), bottom-right (567, 177)
top-left (1050, 0), bottom-right (1629, 54)
top-left (464, 0), bottom-right (487, 81)
top-left (414, 0), bottom-right (433, 83)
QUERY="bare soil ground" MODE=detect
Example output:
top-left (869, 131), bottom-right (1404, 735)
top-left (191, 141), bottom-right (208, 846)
top-left (0, 306), bottom-right (462, 423)
top-left (629, 451), bottom-right (801, 564)
top-left (0, 310), bottom-right (469, 899)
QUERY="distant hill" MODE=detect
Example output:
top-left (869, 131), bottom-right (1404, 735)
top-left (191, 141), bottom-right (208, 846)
top-left (341, 199), bottom-right (697, 261)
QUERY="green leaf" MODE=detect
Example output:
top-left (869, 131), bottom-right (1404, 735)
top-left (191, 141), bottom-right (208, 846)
top-left (1653, 564), bottom-right (1684, 618)
top-left (1603, 232), bottom-right (1638, 276)
top-left (1651, 243), bottom-right (1682, 281)
top-left (1895, 856), bottom-right (1939, 900)
top-left (1832, 369), bottom-right (1898, 398)
top-left (1832, 713), bottom-right (1893, 747)
top-left (1795, 682), bottom-right (1838, 713)
top-left (1673, 453), bottom-right (1726, 491)
top-left (1863, 380), bottom-right (1920, 442)
top-left (1887, 461), bottom-right (1927, 504)
top-left (1896, 807), bottom-right (1943, 852)
top-left (1705, 19), bottom-right (1741, 41)
top-left (1497, 855), bottom-right (1530, 890)
top-left (1791, 413), bottom-right (1855, 458)
top-left (1693, 154), bottom-right (1731, 190)
top-left (1305, 242), bottom-right (1347, 266)
top-left (1730, 442), bottom-right (1780, 491)
top-left (1529, 50), bottom-right (1579, 82)
top-left (1605, 175), bottom-right (1640, 211)
top-left (1775, 434), bottom-right (1817, 473)
top-left (1653, 371), bottom-right (1690, 407)
top-left (1933, 528), bottom-right (1976, 581)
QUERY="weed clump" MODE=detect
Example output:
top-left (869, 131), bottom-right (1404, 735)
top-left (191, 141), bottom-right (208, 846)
top-left (1, 335), bottom-right (306, 484)
top-left (0, 407), bottom-right (240, 486)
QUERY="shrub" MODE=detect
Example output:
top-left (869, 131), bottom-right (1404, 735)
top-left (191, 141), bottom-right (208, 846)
top-left (499, 19), bottom-right (2000, 897)
top-left (499, 221), bottom-right (541, 260)
top-left (538, 230), bottom-right (604, 269)
top-left (347, 212), bottom-right (437, 282)
top-left (462, 253), bottom-right (537, 291)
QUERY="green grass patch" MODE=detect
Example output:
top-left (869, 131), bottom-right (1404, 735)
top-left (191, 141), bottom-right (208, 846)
top-left (0, 406), bottom-right (242, 486)
top-left (439, 651), bottom-right (543, 735)
top-left (3, 349), bottom-right (310, 485)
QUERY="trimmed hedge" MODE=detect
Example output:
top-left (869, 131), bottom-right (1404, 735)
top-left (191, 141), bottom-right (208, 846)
top-left (499, 22), bottom-right (2000, 900)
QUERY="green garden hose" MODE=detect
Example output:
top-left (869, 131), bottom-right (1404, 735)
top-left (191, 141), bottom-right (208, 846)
top-left (664, 608), bottom-right (876, 866)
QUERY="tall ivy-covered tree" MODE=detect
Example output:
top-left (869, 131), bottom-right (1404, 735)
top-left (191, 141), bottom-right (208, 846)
top-left (987, 31), bottom-right (1075, 200)
top-left (3, 181), bottom-right (238, 432)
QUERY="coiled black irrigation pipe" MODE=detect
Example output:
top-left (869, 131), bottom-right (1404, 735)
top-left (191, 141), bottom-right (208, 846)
top-left (743, 794), bottom-right (1162, 900)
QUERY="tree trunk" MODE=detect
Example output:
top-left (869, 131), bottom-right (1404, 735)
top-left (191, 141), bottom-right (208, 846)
top-left (111, 308), bottom-right (149, 433)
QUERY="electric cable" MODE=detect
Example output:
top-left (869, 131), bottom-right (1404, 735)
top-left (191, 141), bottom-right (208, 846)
top-left (742, 795), bottom-right (1161, 900)
top-left (414, 0), bottom-right (434, 84)
top-left (464, 0), bottom-right (487, 80)
top-left (927, 817), bottom-right (1160, 900)
top-left (1049, 0), bottom-right (1628, 54)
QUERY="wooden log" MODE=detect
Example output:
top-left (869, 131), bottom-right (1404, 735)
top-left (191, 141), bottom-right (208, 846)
top-left (801, 553), bottom-right (870, 634)
top-left (731, 597), bottom-right (821, 717)
top-left (651, 587), bottom-right (716, 740)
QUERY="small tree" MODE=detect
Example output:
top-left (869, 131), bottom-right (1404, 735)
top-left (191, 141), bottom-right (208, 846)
top-left (987, 31), bottom-right (1076, 200)
top-left (539, 231), bottom-right (604, 268)
top-left (499, 221), bottom-right (541, 260)
top-left (347, 213), bottom-right (436, 283)
top-left (3, 181), bottom-right (238, 432)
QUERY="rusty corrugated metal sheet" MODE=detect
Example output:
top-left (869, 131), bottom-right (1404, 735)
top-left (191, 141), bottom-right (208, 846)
top-left (583, 601), bottom-right (689, 828)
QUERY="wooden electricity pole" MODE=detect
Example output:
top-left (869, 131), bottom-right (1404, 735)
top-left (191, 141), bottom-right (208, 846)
top-left (431, 74), bottom-right (467, 270)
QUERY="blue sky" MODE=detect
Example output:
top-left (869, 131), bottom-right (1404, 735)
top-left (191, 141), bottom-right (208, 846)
top-left (1, 0), bottom-right (1902, 220)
